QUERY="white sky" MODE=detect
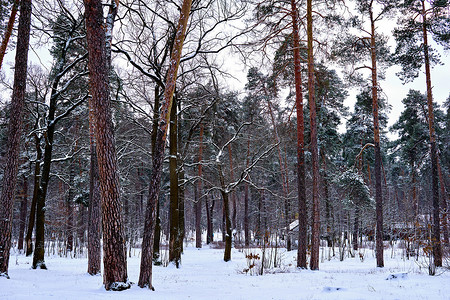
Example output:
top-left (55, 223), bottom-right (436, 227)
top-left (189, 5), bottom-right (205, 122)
top-left (1, 4), bottom-right (448, 142)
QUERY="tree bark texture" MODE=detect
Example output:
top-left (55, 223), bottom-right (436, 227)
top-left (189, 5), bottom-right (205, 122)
top-left (138, 0), bottom-right (193, 288)
top-left (370, 7), bottom-right (384, 268)
top-left (205, 197), bottom-right (214, 244)
top-left (84, 0), bottom-right (129, 290)
top-left (291, 0), bottom-right (307, 269)
top-left (0, 0), bottom-right (32, 278)
top-left (0, 0), bottom-right (19, 70)
top-left (421, 1), bottom-right (442, 267)
top-left (307, 0), bottom-right (320, 271)
top-left (169, 96), bottom-right (181, 267)
top-left (219, 164), bottom-right (233, 262)
top-left (152, 86), bottom-right (161, 262)
top-left (87, 101), bottom-right (101, 275)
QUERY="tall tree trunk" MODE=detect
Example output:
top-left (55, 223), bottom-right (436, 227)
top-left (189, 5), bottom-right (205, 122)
top-left (66, 161), bottom-right (75, 254)
top-left (0, 0), bottom-right (19, 69)
top-left (152, 86), bottom-right (161, 262)
top-left (0, 0), bottom-right (32, 278)
top-left (195, 123), bottom-right (204, 248)
top-left (411, 160), bottom-right (418, 221)
top-left (84, 0), bottom-right (129, 290)
top-left (205, 197), bottom-right (214, 244)
top-left (138, 0), bottom-right (192, 288)
top-left (322, 151), bottom-right (333, 248)
top-left (77, 205), bottom-right (86, 256)
top-left (219, 164), bottom-right (233, 262)
top-left (353, 206), bottom-right (360, 251)
top-left (178, 167), bottom-right (185, 253)
top-left (307, 0), bottom-right (320, 271)
top-left (32, 49), bottom-right (68, 269)
top-left (370, 7), bottom-right (384, 268)
top-left (421, 1), bottom-right (442, 267)
top-left (87, 103), bottom-right (101, 275)
top-left (227, 145), bottom-right (238, 231)
top-left (17, 176), bottom-right (28, 252)
top-left (244, 140), bottom-right (250, 247)
top-left (25, 134), bottom-right (42, 257)
top-left (169, 96), bottom-right (181, 267)
top-left (291, 0), bottom-right (307, 269)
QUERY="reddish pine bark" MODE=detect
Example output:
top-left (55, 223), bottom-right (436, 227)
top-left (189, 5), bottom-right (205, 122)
top-left (291, 0), bottom-right (307, 269)
top-left (421, 1), bottom-right (442, 267)
top-left (84, 0), bottom-right (129, 290)
top-left (307, 0), bottom-right (320, 271)
top-left (0, 0), bottom-right (19, 69)
top-left (138, 0), bottom-right (193, 288)
top-left (0, 0), bottom-right (32, 278)
top-left (369, 7), bottom-right (384, 268)
top-left (87, 101), bottom-right (101, 275)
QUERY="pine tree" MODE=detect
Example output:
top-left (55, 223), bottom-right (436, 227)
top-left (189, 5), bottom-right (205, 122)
top-left (393, 0), bottom-right (450, 268)
top-left (84, 0), bottom-right (130, 290)
top-left (0, 0), bottom-right (32, 278)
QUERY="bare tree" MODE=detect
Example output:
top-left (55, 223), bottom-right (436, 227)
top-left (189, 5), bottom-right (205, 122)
top-left (138, 0), bottom-right (193, 289)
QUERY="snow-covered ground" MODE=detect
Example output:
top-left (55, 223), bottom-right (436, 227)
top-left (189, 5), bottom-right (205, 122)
top-left (1, 245), bottom-right (449, 300)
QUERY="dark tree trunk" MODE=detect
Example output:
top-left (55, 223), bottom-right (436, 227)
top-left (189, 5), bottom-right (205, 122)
top-left (152, 86), bottom-right (161, 262)
top-left (195, 123), bottom-right (204, 248)
top-left (84, 0), bottom-right (129, 290)
top-left (205, 197), bottom-right (214, 244)
top-left (0, 0), bottom-right (19, 69)
top-left (244, 140), bottom-right (250, 247)
top-left (153, 200), bottom-right (161, 263)
top-left (370, 7), bottom-right (384, 268)
top-left (169, 96), bottom-right (181, 267)
top-left (421, 2), bottom-right (442, 267)
top-left (87, 111), bottom-right (101, 275)
top-left (25, 135), bottom-right (42, 257)
top-left (322, 153), bottom-right (333, 248)
top-left (291, 0), bottom-right (307, 269)
top-left (178, 168), bottom-right (185, 253)
top-left (0, 0), bottom-right (32, 277)
top-left (77, 205), bottom-right (86, 255)
top-left (17, 176), bottom-right (28, 252)
top-left (219, 163), bottom-right (233, 262)
top-left (307, 0), bottom-right (320, 271)
top-left (138, 0), bottom-right (192, 288)
top-left (222, 202), bottom-right (226, 242)
top-left (228, 145), bottom-right (237, 230)
top-left (66, 161), bottom-right (75, 254)
top-left (32, 46), bottom-right (68, 269)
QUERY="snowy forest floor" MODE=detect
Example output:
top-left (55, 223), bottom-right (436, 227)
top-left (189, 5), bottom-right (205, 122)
top-left (1, 244), bottom-right (449, 300)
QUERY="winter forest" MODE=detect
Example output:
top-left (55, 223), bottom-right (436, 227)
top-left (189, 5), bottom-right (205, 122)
top-left (0, 0), bottom-right (449, 298)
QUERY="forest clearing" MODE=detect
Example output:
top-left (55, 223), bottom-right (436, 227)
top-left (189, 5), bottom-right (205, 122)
top-left (2, 242), bottom-right (450, 300)
top-left (0, 0), bottom-right (449, 295)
